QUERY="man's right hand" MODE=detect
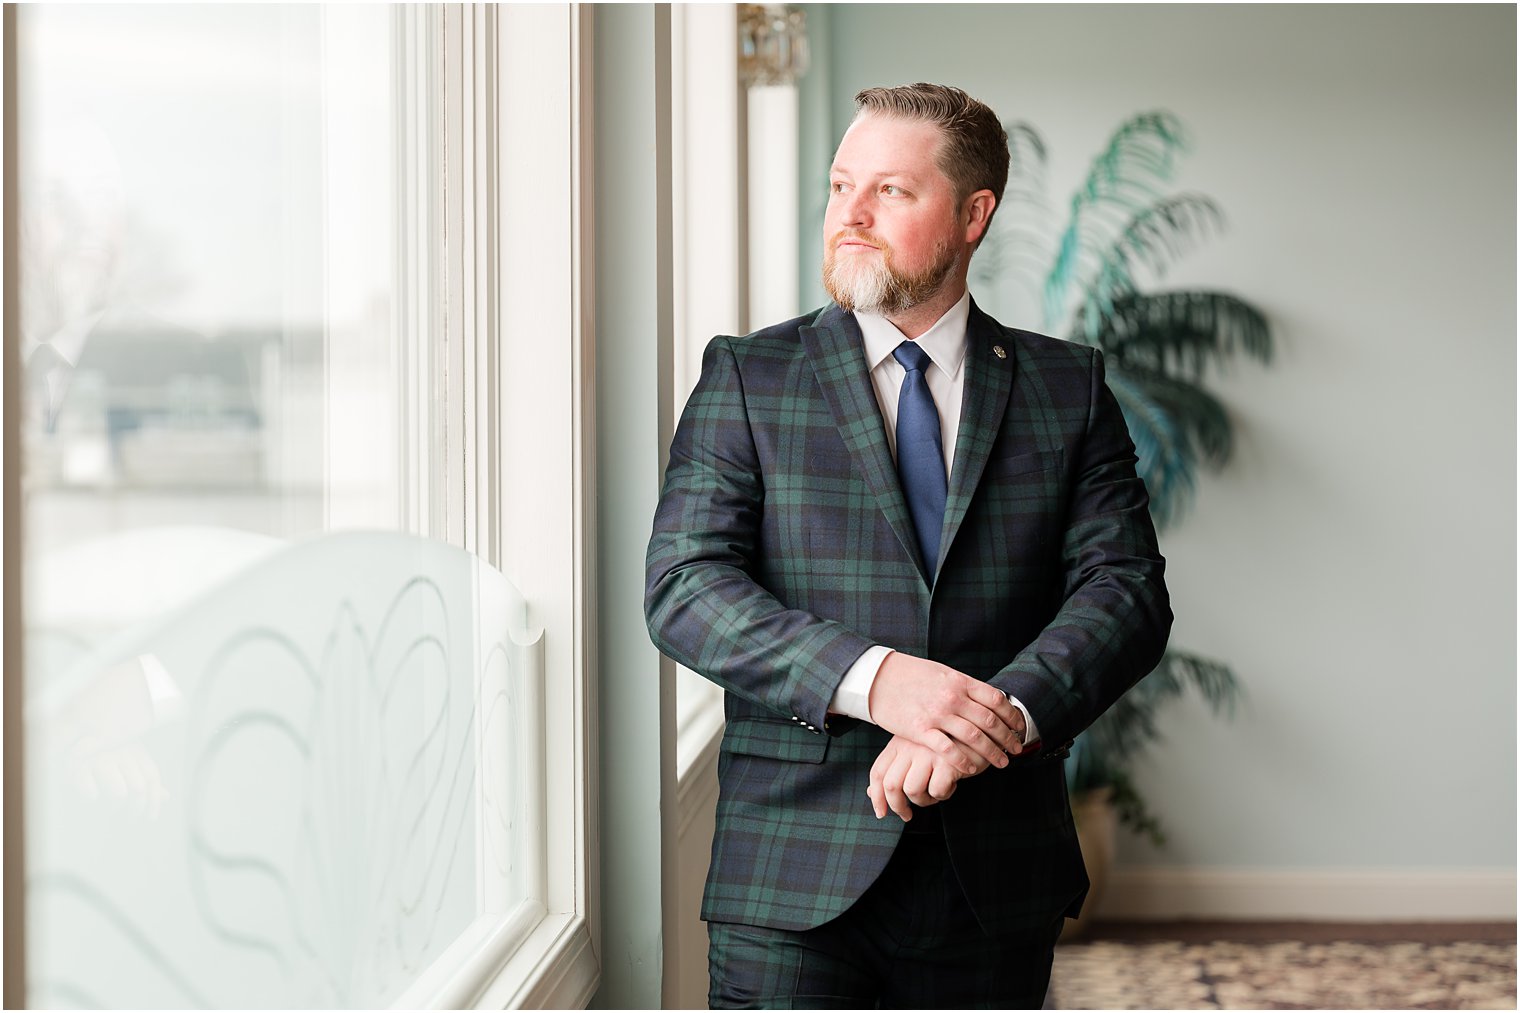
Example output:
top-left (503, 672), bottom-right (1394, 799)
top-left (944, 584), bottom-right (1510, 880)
top-left (868, 651), bottom-right (1026, 774)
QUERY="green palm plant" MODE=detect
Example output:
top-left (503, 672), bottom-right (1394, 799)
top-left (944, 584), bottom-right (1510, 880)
top-left (982, 112), bottom-right (1270, 845)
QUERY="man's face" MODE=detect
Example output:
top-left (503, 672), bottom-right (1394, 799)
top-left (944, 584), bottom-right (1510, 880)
top-left (822, 112), bottom-right (968, 315)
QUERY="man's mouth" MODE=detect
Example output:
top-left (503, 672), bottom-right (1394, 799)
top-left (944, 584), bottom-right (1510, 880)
top-left (833, 232), bottom-right (882, 253)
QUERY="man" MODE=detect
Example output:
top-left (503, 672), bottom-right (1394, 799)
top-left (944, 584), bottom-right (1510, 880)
top-left (646, 83), bottom-right (1171, 1008)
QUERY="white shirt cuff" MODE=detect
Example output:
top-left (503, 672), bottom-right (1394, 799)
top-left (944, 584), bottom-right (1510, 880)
top-left (1006, 693), bottom-right (1040, 746)
top-left (829, 645), bottom-right (893, 722)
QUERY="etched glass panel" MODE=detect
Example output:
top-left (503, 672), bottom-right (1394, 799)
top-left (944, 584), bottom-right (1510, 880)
top-left (28, 534), bottom-right (541, 1008)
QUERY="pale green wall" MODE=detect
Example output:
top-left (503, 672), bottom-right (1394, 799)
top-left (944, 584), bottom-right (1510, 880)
top-left (804, 4), bottom-right (1516, 870)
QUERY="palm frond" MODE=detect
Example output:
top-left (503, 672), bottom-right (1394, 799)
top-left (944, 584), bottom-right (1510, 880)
top-left (1008, 112), bottom-right (1265, 850)
top-left (1116, 194), bottom-right (1223, 273)
top-left (1103, 369), bottom-right (1196, 530)
top-left (1108, 769), bottom-right (1168, 846)
top-left (1073, 195), bottom-right (1224, 341)
top-left (987, 120), bottom-right (1057, 304)
top-left (1074, 111), bottom-right (1189, 208)
top-left (999, 120), bottom-right (1052, 234)
top-left (1044, 112), bottom-right (1190, 328)
top-left (1152, 648), bottom-right (1242, 717)
top-left (1121, 367), bottom-right (1234, 470)
top-left (1073, 648), bottom-right (1243, 788)
top-left (1005, 120), bottom-right (1048, 183)
top-left (1097, 291), bottom-right (1273, 375)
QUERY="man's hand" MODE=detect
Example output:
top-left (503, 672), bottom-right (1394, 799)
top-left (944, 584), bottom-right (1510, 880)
top-left (868, 734), bottom-right (972, 821)
top-left (868, 651), bottom-right (1027, 774)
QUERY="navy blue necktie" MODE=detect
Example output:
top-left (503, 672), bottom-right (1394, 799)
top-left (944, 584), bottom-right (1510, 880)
top-left (893, 341), bottom-right (947, 573)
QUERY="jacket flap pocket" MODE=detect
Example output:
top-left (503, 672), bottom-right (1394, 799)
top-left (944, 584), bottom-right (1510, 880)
top-left (723, 716), bottom-right (830, 763)
top-left (993, 448), bottom-right (1064, 477)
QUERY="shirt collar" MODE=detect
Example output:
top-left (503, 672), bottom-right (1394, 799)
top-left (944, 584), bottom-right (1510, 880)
top-left (855, 290), bottom-right (971, 380)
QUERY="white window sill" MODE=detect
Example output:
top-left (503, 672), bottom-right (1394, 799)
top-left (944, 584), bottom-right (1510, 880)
top-left (392, 908), bottom-right (599, 1010)
top-left (675, 689), bottom-right (725, 786)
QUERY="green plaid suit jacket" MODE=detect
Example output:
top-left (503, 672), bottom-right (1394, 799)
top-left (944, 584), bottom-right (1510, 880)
top-left (645, 300), bottom-right (1171, 935)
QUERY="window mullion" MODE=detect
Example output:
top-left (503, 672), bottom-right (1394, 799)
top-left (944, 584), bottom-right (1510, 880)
top-left (396, 3), bottom-right (442, 539)
top-left (440, 3), bottom-right (468, 551)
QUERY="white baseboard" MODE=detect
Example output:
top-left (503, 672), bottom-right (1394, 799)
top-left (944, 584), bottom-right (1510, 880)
top-left (1101, 866), bottom-right (1516, 921)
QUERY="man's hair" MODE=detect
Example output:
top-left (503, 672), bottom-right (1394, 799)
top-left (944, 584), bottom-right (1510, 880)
top-left (853, 83), bottom-right (1009, 239)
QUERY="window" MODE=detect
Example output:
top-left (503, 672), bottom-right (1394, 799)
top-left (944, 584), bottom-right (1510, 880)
top-left (11, 5), bottom-right (595, 1007)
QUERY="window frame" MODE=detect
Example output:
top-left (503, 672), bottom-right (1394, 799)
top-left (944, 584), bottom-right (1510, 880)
top-left (392, 5), bottom-right (600, 1008)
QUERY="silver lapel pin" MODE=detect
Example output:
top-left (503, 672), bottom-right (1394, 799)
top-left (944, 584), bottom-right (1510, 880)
top-left (993, 345), bottom-right (1007, 359)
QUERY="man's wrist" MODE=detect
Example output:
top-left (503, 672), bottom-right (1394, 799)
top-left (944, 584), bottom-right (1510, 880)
top-left (828, 645), bottom-right (893, 721)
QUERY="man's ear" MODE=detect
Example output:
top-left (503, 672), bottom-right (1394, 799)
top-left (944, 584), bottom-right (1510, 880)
top-left (963, 190), bottom-right (996, 246)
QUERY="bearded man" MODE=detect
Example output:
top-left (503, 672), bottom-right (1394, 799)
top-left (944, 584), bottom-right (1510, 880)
top-left (646, 83), bottom-right (1171, 1009)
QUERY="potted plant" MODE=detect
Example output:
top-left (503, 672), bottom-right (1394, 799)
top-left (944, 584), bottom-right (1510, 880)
top-left (982, 112), bottom-right (1268, 933)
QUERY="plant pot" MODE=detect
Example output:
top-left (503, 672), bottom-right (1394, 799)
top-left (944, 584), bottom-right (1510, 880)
top-left (1060, 786), bottom-right (1117, 942)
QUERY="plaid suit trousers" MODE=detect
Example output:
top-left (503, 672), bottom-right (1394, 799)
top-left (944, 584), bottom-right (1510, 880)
top-left (708, 829), bottom-right (1063, 1009)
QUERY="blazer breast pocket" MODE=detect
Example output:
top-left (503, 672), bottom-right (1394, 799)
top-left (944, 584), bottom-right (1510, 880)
top-left (722, 716), bottom-right (830, 764)
top-left (990, 448), bottom-right (1064, 479)
top-left (979, 448), bottom-right (1066, 553)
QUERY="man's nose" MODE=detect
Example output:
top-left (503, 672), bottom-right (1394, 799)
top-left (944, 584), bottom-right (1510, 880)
top-left (839, 189), bottom-right (872, 228)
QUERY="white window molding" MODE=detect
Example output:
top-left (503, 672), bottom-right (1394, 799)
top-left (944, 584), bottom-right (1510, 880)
top-left (745, 83), bottom-right (801, 330)
top-left (415, 4), bottom-right (600, 1008)
top-left (670, 2), bottom-right (742, 783)
top-left (395, 3), bottom-right (444, 541)
top-left (404, 7), bottom-right (604, 1003)
top-left (439, 3), bottom-right (495, 560)
top-left (365, 3), bottom-right (602, 1005)
top-left (351, 5), bottom-right (602, 1005)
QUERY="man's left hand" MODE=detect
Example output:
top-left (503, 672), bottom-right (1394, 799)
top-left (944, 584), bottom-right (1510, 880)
top-left (867, 734), bottom-right (981, 821)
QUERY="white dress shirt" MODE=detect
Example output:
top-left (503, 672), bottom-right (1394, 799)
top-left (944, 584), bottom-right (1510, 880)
top-left (827, 291), bottom-right (1041, 746)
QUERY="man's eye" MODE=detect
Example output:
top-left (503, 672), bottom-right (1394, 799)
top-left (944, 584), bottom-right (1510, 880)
top-left (882, 185), bottom-right (903, 196)
top-left (830, 181), bottom-right (847, 194)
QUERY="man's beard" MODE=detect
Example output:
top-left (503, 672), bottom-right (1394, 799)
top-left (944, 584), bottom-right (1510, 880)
top-left (821, 230), bottom-right (960, 315)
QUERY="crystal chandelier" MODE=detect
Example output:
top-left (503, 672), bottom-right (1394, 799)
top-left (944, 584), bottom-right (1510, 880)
top-left (738, 4), bottom-right (809, 87)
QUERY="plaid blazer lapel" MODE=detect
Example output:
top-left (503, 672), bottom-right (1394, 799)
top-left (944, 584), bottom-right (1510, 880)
top-left (799, 305), bottom-right (929, 583)
top-left (938, 300), bottom-right (1014, 579)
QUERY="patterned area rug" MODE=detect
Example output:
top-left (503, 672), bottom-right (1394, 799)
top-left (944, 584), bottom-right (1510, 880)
top-left (1050, 927), bottom-right (1517, 1010)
